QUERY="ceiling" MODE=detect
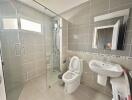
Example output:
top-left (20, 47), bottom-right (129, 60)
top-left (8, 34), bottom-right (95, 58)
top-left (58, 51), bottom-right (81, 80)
top-left (18, 0), bottom-right (89, 16)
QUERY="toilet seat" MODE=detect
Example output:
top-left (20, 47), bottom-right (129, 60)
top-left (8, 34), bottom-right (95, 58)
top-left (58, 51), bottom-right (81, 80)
top-left (62, 71), bottom-right (78, 83)
top-left (69, 56), bottom-right (80, 74)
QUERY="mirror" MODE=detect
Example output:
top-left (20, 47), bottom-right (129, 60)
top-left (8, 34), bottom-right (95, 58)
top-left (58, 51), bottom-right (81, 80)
top-left (92, 9), bottom-right (130, 50)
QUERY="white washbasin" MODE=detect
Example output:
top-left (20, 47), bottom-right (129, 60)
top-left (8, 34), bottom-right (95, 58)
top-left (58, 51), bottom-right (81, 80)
top-left (89, 60), bottom-right (123, 77)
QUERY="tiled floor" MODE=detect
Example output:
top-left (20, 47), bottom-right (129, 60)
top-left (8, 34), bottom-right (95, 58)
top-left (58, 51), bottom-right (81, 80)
top-left (47, 69), bottom-right (60, 87)
top-left (19, 75), bottom-right (112, 100)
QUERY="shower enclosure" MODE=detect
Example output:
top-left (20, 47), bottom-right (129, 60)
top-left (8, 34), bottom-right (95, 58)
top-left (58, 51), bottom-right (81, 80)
top-left (46, 17), bottom-right (62, 87)
top-left (46, 18), bottom-right (62, 87)
top-left (0, 0), bottom-right (66, 100)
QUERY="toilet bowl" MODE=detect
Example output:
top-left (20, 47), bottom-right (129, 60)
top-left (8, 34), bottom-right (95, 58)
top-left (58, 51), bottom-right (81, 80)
top-left (62, 56), bottom-right (83, 94)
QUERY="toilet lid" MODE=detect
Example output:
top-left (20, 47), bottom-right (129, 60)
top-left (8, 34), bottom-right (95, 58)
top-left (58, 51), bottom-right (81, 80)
top-left (69, 56), bottom-right (80, 74)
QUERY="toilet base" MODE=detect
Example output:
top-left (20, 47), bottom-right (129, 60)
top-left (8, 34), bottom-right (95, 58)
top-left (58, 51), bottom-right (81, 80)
top-left (64, 78), bottom-right (80, 94)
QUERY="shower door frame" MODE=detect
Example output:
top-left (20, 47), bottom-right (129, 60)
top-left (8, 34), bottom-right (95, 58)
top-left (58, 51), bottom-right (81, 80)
top-left (0, 55), bottom-right (6, 100)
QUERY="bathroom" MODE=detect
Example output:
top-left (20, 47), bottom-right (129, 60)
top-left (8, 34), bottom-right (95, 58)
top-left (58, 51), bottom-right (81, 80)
top-left (0, 0), bottom-right (132, 100)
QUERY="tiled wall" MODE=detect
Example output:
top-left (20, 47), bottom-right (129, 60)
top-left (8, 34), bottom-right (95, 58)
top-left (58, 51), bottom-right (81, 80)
top-left (61, 0), bottom-right (132, 96)
top-left (62, 0), bottom-right (132, 56)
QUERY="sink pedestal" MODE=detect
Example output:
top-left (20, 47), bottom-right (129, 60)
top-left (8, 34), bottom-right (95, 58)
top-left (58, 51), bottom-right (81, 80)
top-left (97, 74), bottom-right (107, 86)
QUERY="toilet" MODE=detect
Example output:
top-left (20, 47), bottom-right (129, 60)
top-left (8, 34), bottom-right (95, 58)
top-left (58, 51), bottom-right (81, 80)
top-left (62, 56), bottom-right (83, 94)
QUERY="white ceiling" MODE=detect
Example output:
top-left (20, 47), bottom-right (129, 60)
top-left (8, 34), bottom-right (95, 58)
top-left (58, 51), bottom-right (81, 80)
top-left (35, 0), bottom-right (89, 14)
top-left (18, 0), bottom-right (56, 17)
top-left (18, 0), bottom-right (89, 16)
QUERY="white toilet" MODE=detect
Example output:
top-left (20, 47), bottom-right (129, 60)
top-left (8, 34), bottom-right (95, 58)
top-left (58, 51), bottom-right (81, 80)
top-left (62, 56), bottom-right (83, 94)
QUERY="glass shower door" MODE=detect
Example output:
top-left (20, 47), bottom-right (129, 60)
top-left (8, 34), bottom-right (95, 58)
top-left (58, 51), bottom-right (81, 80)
top-left (46, 17), bottom-right (61, 88)
top-left (0, 1), bottom-right (24, 100)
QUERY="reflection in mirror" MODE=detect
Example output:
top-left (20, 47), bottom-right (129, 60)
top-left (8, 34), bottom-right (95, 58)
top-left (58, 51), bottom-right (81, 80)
top-left (92, 9), bottom-right (130, 50)
top-left (96, 27), bottom-right (113, 50)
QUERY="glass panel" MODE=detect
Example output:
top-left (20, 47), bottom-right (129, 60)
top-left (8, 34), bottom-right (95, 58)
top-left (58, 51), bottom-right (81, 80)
top-left (0, 1), bottom-right (24, 100)
top-left (46, 17), bottom-right (61, 87)
top-left (16, 2), bottom-right (47, 100)
top-left (0, 31), bottom-right (24, 100)
top-left (20, 18), bottom-right (42, 33)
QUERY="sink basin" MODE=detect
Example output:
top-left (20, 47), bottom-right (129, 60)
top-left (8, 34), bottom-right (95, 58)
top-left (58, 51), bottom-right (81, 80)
top-left (89, 60), bottom-right (123, 77)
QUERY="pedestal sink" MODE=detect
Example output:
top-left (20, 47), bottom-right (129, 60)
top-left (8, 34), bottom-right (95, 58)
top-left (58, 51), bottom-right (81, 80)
top-left (89, 60), bottom-right (123, 86)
